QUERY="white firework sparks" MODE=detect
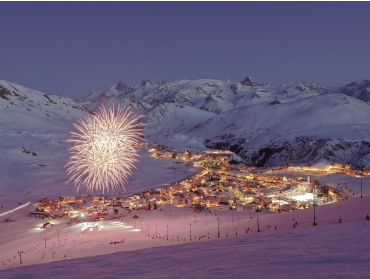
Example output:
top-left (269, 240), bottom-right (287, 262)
top-left (65, 105), bottom-right (145, 193)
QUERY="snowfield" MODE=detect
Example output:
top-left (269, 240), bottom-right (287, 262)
top-left (1, 197), bottom-right (370, 278)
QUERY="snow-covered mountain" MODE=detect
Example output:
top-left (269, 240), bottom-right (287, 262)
top-left (0, 80), bottom-right (87, 119)
top-left (0, 79), bottom-right (89, 136)
top-left (82, 78), bottom-right (329, 114)
top-left (1, 77), bottom-right (369, 170)
top-left (146, 102), bottom-right (215, 138)
top-left (339, 80), bottom-right (370, 103)
top-left (81, 77), bottom-right (370, 168)
top-left (0, 81), bottom-right (89, 207)
top-left (192, 94), bottom-right (370, 167)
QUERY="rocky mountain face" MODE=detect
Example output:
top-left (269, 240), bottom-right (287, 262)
top-left (205, 136), bottom-right (370, 168)
top-left (339, 80), bottom-right (370, 103)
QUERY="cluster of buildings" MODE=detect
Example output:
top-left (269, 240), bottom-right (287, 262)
top-left (30, 195), bottom-right (135, 222)
top-left (146, 146), bottom-right (349, 212)
top-left (30, 146), bottom-right (363, 222)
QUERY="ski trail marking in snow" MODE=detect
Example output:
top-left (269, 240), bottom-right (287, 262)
top-left (0, 202), bottom-right (31, 217)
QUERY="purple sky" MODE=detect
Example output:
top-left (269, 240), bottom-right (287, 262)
top-left (1, 2), bottom-right (370, 99)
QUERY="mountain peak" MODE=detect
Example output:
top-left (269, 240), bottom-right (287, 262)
top-left (140, 80), bottom-right (156, 87)
top-left (293, 81), bottom-right (320, 92)
top-left (115, 81), bottom-right (127, 92)
top-left (240, 76), bottom-right (258, 86)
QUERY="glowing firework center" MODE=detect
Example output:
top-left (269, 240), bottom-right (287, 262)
top-left (66, 105), bottom-right (144, 193)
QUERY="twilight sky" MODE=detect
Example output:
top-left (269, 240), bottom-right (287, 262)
top-left (1, 2), bottom-right (370, 99)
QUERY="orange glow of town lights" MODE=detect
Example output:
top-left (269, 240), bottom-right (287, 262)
top-left (65, 105), bottom-right (145, 193)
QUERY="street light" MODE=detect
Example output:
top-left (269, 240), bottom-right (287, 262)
top-left (216, 216), bottom-right (220, 238)
top-left (256, 207), bottom-right (261, 232)
top-left (189, 223), bottom-right (192, 241)
top-left (18, 250), bottom-right (24, 265)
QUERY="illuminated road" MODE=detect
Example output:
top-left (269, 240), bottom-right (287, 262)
top-left (0, 202), bottom-right (31, 217)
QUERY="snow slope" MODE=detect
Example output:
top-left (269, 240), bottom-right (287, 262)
top-left (0, 80), bottom-right (86, 119)
top-left (146, 103), bottom-right (215, 138)
top-left (1, 197), bottom-right (370, 278)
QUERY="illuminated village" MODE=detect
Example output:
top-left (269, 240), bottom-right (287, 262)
top-left (29, 145), bottom-right (368, 226)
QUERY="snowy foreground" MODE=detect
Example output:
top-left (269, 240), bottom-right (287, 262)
top-left (1, 197), bottom-right (370, 278)
top-left (1, 222), bottom-right (369, 278)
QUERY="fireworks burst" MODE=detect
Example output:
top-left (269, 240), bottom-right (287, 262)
top-left (65, 105), bottom-right (145, 193)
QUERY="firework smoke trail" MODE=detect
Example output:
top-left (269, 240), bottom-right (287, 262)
top-left (65, 105), bottom-right (145, 193)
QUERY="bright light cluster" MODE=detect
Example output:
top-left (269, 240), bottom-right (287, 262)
top-left (65, 105), bottom-right (144, 193)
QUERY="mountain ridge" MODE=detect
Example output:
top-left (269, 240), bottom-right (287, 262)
top-left (1, 77), bottom-right (369, 168)
top-left (79, 77), bottom-right (370, 168)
